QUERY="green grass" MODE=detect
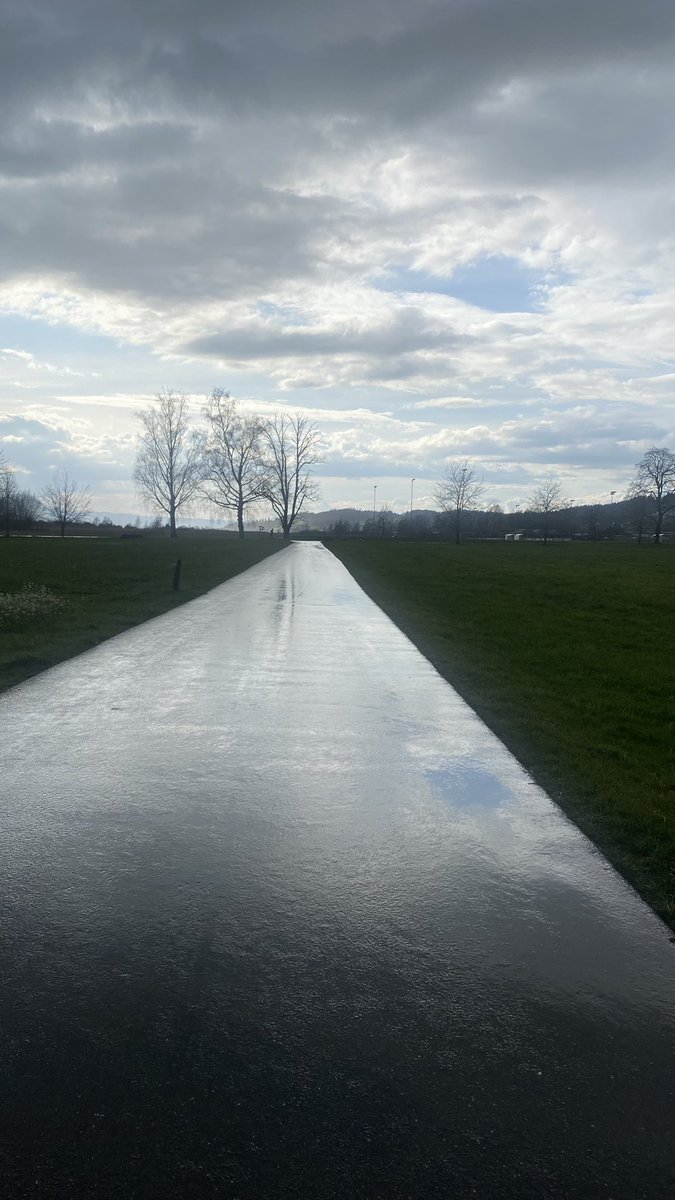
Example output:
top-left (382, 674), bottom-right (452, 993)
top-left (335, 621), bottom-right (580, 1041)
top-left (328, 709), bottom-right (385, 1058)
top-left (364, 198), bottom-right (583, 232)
top-left (0, 534), bottom-right (284, 693)
top-left (327, 539), bottom-right (675, 928)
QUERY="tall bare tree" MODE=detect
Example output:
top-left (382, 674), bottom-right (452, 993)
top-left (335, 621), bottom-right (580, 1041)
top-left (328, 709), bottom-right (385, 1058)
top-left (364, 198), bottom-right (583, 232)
top-left (0, 453), bottom-right (16, 538)
top-left (135, 390), bottom-right (203, 538)
top-left (627, 447), bottom-right (675, 544)
top-left (528, 477), bottom-right (569, 545)
top-left (200, 390), bottom-right (267, 538)
top-left (42, 470), bottom-right (92, 537)
top-left (435, 459), bottom-right (485, 544)
top-left (259, 413), bottom-right (322, 539)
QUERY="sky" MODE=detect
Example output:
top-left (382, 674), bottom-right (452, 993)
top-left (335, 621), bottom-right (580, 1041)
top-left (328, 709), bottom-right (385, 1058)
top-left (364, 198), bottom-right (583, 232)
top-left (1, 0), bottom-right (674, 518)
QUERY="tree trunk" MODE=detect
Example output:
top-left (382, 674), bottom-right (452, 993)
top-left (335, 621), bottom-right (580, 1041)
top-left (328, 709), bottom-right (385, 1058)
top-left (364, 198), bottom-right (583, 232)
top-left (170, 505), bottom-right (177, 538)
top-left (237, 500), bottom-right (245, 539)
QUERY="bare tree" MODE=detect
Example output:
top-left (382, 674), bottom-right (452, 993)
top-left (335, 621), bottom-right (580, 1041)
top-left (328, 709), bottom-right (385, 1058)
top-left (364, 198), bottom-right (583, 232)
top-left (627, 447), bottom-right (675, 544)
top-left (435, 459), bottom-right (485, 544)
top-left (200, 390), bottom-right (267, 538)
top-left (42, 470), bottom-right (92, 537)
top-left (528, 478), bottom-right (569, 545)
top-left (0, 453), bottom-right (17, 538)
top-left (134, 390), bottom-right (203, 538)
top-left (259, 413), bottom-right (322, 539)
top-left (377, 505), bottom-right (396, 540)
top-left (12, 489), bottom-right (43, 530)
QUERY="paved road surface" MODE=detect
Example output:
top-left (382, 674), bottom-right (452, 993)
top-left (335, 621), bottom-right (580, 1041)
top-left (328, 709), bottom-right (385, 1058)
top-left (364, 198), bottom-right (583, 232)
top-left (1, 541), bottom-right (674, 1198)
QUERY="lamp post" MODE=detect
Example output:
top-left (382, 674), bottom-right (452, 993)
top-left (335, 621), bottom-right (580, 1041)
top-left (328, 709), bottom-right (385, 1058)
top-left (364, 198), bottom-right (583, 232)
top-left (410, 478), bottom-right (415, 537)
top-left (373, 484), bottom-right (377, 521)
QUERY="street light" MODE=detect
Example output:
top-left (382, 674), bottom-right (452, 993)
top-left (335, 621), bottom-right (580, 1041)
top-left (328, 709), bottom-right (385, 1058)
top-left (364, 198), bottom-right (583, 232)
top-left (373, 484), bottom-right (378, 519)
top-left (410, 478), bottom-right (415, 537)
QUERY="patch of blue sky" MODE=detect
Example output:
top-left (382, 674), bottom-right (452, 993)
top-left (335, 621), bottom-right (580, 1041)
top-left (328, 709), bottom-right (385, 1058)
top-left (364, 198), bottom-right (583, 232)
top-left (0, 312), bottom-right (138, 357)
top-left (256, 301), bottom-right (311, 326)
top-left (426, 763), bottom-right (512, 810)
top-left (374, 255), bottom-right (568, 314)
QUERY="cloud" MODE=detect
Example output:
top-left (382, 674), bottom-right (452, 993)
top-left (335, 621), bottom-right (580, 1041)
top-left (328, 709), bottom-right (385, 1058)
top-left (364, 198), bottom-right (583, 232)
top-left (0, 410), bottom-right (136, 487)
top-left (0, 0), bottom-right (673, 507)
top-left (0, 346), bottom-right (85, 379)
top-left (412, 396), bottom-right (493, 410)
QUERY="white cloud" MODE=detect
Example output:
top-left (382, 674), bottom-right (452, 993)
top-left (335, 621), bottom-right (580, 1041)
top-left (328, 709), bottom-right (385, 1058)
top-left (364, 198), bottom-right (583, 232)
top-left (0, 0), bottom-right (674, 508)
top-left (0, 346), bottom-right (85, 377)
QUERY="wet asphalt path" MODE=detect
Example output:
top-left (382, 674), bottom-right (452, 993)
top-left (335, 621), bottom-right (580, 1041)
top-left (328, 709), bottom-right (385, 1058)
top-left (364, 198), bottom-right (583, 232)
top-left (1, 541), bottom-right (674, 1199)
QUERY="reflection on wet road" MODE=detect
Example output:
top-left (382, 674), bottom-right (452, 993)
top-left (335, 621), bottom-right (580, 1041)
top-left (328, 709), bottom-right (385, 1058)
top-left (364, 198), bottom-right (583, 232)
top-left (1, 542), bottom-right (674, 1198)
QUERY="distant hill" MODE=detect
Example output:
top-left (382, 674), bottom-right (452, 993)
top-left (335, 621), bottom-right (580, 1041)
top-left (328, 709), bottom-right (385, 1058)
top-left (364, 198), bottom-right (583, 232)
top-left (297, 507), bottom-right (438, 530)
top-left (297, 508), bottom-right (377, 530)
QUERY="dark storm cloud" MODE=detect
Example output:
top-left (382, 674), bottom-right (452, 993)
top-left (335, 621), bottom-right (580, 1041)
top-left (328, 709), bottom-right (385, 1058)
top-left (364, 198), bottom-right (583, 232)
top-left (3, 0), bottom-right (674, 162)
top-left (2, 0), bottom-right (672, 263)
top-left (0, 120), bottom-right (192, 180)
top-left (4, 0), bottom-right (674, 114)
top-left (0, 158), bottom-right (340, 300)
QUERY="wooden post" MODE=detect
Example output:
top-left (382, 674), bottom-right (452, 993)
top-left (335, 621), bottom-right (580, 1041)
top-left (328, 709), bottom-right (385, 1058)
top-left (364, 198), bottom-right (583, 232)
top-left (173, 559), bottom-right (182, 592)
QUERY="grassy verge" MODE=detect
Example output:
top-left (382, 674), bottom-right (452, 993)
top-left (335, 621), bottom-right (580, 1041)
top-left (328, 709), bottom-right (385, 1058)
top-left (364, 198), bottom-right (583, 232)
top-left (0, 534), bottom-right (284, 694)
top-left (326, 539), bottom-right (675, 929)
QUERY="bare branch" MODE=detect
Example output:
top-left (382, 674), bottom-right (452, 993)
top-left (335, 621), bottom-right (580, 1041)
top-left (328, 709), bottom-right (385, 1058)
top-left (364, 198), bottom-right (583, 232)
top-left (12, 489), bottom-right (43, 527)
top-left (259, 413), bottom-right (322, 538)
top-left (627, 447), bottom-right (675, 544)
top-left (200, 390), bottom-right (267, 538)
top-left (527, 477), bottom-right (569, 545)
top-left (0, 458), bottom-right (17, 539)
top-left (435, 459), bottom-right (485, 544)
top-left (134, 389), bottom-right (203, 537)
top-left (42, 470), bottom-right (91, 538)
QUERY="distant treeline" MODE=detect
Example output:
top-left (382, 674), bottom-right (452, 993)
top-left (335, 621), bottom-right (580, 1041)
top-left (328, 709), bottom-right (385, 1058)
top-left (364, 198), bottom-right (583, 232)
top-left (299, 495), bottom-right (674, 543)
top-left (2, 497), bottom-right (673, 543)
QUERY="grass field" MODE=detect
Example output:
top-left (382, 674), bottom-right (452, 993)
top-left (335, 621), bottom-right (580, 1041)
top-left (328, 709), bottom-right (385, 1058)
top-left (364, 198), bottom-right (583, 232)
top-left (327, 539), bottom-right (675, 929)
top-left (0, 534), bottom-right (283, 694)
